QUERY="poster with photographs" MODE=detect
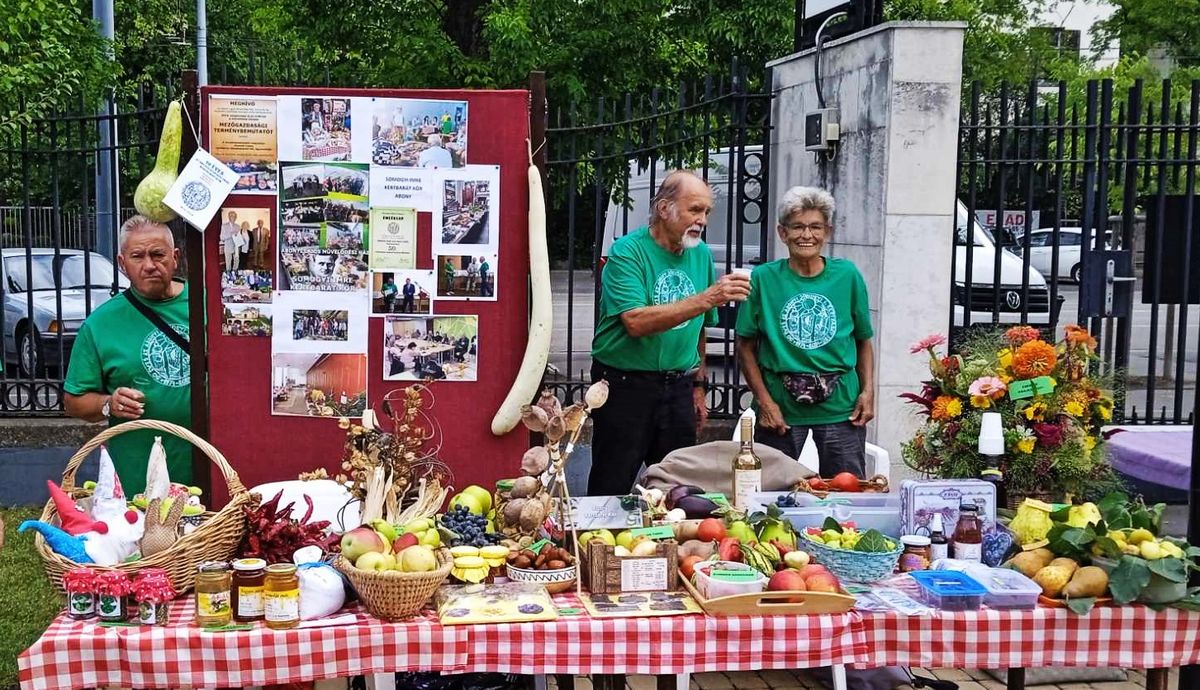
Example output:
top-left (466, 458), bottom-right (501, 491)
top-left (372, 269), bottom-right (434, 316)
top-left (435, 252), bottom-right (497, 301)
top-left (276, 97), bottom-right (373, 163)
top-left (272, 291), bottom-right (368, 354)
top-left (271, 353), bottom-right (368, 418)
top-left (222, 303), bottom-right (272, 337)
top-left (208, 96), bottom-right (278, 193)
top-left (383, 315), bottom-right (478, 382)
top-left (433, 166), bottom-right (499, 252)
top-left (372, 98), bottom-right (468, 168)
top-left (368, 207), bottom-right (417, 269)
top-left (278, 161), bottom-right (370, 292)
top-left (217, 207), bottom-right (274, 273)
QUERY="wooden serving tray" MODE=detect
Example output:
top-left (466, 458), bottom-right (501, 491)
top-left (679, 573), bottom-right (857, 616)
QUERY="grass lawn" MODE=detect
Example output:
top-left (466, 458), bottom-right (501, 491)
top-left (0, 506), bottom-right (63, 690)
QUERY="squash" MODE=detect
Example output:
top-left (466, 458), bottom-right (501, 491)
top-left (133, 100), bottom-right (183, 222)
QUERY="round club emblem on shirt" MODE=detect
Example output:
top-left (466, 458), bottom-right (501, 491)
top-left (141, 324), bottom-right (191, 388)
top-left (653, 269), bottom-right (697, 330)
top-left (780, 293), bottom-right (838, 350)
top-left (180, 181), bottom-right (211, 211)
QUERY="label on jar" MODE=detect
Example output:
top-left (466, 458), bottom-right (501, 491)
top-left (238, 586), bottom-right (265, 617)
top-left (733, 469), bottom-right (762, 509)
top-left (898, 552), bottom-right (930, 572)
top-left (264, 588), bottom-right (300, 622)
top-left (953, 541), bottom-right (982, 562)
top-left (197, 591), bottom-right (231, 617)
top-left (930, 542), bottom-right (949, 563)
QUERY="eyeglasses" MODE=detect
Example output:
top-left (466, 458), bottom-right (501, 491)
top-left (781, 222), bottom-right (828, 235)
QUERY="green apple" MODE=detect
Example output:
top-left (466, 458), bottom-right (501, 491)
top-left (404, 518), bottom-right (434, 534)
top-left (616, 531), bottom-right (635, 549)
top-left (783, 550), bottom-right (811, 569)
top-left (577, 531), bottom-right (594, 548)
top-left (591, 529), bottom-right (616, 547)
top-left (727, 521), bottom-right (757, 544)
top-left (449, 492), bottom-right (486, 515)
top-left (355, 551), bottom-right (394, 571)
top-left (461, 485), bottom-right (493, 514)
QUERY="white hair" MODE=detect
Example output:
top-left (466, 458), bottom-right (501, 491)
top-left (428, 134), bottom-right (443, 146)
top-left (118, 215), bottom-right (174, 253)
top-left (648, 170), bottom-right (709, 226)
top-left (778, 186), bottom-right (836, 225)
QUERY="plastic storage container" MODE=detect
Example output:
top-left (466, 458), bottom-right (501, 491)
top-left (931, 560), bottom-right (1040, 609)
top-left (751, 492), bottom-right (902, 537)
top-left (692, 561), bottom-right (767, 599)
top-left (909, 569), bottom-right (987, 611)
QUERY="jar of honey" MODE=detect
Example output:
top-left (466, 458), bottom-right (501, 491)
top-left (195, 562), bottom-right (233, 627)
top-left (263, 563), bottom-right (300, 630)
top-left (231, 558), bottom-right (267, 622)
top-left (898, 535), bottom-right (932, 572)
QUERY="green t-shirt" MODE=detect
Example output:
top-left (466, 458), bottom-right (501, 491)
top-left (64, 283), bottom-right (193, 495)
top-left (592, 227), bottom-right (717, 372)
top-left (735, 258), bottom-right (873, 425)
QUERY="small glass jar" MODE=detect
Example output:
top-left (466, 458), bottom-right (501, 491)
top-left (263, 563), bottom-right (300, 630)
top-left (138, 601), bottom-right (170, 626)
top-left (195, 562), bottom-right (233, 628)
top-left (231, 558), bottom-right (267, 622)
top-left (898, 535), bottom-right (933, 572)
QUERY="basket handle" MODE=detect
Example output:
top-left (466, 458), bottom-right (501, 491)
top-left (60, 419), bottom-right (247, 497)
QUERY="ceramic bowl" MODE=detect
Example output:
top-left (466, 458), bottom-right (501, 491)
top-left (505, 563), bottom-right (578, 594)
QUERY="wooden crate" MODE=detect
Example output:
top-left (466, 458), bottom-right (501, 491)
top-left (679, 573), bottom-right (856, 616)
top-left (581, 541), bottom-right (678, 594)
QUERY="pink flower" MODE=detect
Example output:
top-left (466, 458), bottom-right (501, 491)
top-left (968, 376), bottom-right (1008, 400)
top-left (910, 334), bottom-right (947, 354)
top-left (1033, 421), bottom-right (1065, 448)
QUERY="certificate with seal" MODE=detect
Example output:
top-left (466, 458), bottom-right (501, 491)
top-left (164, 148), bottom-right (241, 230)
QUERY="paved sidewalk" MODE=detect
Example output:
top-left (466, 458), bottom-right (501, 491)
top-left (549, 667), bottom-right (1176, 689)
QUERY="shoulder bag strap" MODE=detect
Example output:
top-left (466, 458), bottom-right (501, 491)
top-left (123, 289), bottom-right (190, 355)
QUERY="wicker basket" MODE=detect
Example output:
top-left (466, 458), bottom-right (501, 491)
top-left (804, 538), bottom-right (903, 583)
top-left (334, 549), bottom-right (452, 620)
top-left (34, 419), bottom-right (257, 595)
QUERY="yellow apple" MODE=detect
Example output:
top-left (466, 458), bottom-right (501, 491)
top-left (400, 545), bottom-right (439, 572)
top-left (355, 551), bottom-right (393, 571)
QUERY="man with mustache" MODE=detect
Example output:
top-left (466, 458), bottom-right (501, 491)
top-left (587, 170), bottom-right (751, 496)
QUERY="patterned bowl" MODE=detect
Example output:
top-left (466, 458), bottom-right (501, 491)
top-left (505, 563), bottom-right (578, 594)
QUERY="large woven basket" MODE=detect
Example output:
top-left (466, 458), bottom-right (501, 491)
top-left (34, 419), bottom-right (257, 595)
top-left (334, 549), bottom-right (452, 620)
top-left (804, 538), bottom-right (903, 583)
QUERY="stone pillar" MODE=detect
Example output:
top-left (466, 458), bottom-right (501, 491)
top-left (767, 21), bottom-right (967, 478)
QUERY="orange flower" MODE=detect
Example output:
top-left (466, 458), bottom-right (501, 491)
top-left (1064, 324), bottom-right (1098, 350)
top-left (931, 395), bottom-right (963, 421)
top-left (1005, 326), bottom-right (1042, 346)
top-left (1011, 339), bottom-right (1058, 378)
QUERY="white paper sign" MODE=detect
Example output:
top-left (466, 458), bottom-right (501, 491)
top-left (163, 149), bottom-right (240, 230)
top-left (619, 557), bottom-right (669, 592)
top-left (370, 166), bottom-right (438, 212)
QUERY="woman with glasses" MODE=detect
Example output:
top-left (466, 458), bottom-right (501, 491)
top-left (735, 186), bottom-right (876, 477)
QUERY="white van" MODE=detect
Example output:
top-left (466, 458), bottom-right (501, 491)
top-left (954, 202), bottom-right (1052, 325)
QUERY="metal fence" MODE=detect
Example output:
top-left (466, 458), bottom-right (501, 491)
top-left (954, 78), bottom-right (1199, 425)
top-left (0, 86), bottom-right (171, 414)
top-left (540, 63), bottom-right (773, 417)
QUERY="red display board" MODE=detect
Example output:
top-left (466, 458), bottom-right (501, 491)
top-left (201, 86), bottom-right (531, 507)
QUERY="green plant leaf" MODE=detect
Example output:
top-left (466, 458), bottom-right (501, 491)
top-left (822, 516), bottom-right (843, 533)
top-left (853, 529), bottom-right (894, 553)
top-left (1066, 596), bottom-right (1096, 615)
top-left (1108, 555), bottom-right (1152, 604)
top-left (1147, 557), bottom-right (1189, 583)
top-left (1171, 589), bottom-right (1200, 612)
top-left (1092, 535), bottom-right (1123, 559)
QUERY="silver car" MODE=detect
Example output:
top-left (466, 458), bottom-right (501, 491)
top-left (2, 249), bottom-right (127, 376)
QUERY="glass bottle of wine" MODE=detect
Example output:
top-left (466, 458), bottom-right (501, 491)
top-left (732, 417), bottom-right (762, 510)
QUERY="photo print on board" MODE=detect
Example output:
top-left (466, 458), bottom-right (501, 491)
top-left (300, 98), bottom-right (352, 161)
top-left (372, 98), bottom-right (468, 168)
top-left (435, 252), bottom-right (497, 302)
top-left (271, 353), bottom-right (368, 418)
top-left (372, 269), bottom-right (435, 317)
top-left (272, 290), bottom-right (368, 354)
top-left (277, 161), bottom-right (371, 292)
top-left (217, 206), bottom-right (274, 273)
top-left (433, 166), bottom-right (499, 251)
top-left (383, 315), bottom-right (478, 382)
top-left (221, 303), bottom-right (272, 337)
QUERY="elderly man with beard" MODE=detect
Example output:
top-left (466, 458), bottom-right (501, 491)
top-left (586, 170), bottom-right (751, 496)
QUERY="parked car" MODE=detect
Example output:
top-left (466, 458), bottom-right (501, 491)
top-left (1010, 227), bottom-right (1112, 283)
top-left (2, 249), bottom-right (127, 376)
top-left (954, 202), bottom-right (1053, 326)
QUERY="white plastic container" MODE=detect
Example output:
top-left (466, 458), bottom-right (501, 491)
top-left (692, 561), bottom-right (766, 598)
top-left (751, 492), bottom-right (901, 536)
top-left (933, 561), bottom-right (1040, 609)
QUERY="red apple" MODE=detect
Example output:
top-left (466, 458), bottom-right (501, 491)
top-left (393, 532), bottom-right (419, 554)
top-left (797, 564), bottom-right (829, 580)
top-left (767, 569), bottom-right (808, 592)
top-left (805, 573), bottom-right (840, 593)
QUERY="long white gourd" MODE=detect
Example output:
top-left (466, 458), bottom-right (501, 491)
top-left (492, 145), bottom-right (552, 435)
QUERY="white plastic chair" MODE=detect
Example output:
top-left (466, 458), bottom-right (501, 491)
top-left (731, 408), bottom-right (890, 481)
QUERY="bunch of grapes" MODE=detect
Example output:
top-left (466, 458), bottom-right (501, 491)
top-left (442, 505), bottom-right (503, 548)
top-left (774, 494), bottom-right (800, 507)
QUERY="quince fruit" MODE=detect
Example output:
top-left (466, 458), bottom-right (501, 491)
top-left (1066, 503), bottom-right (1102, 529)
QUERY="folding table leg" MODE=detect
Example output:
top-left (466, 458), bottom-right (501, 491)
top-left (831, 664), bottom-right (848, 690)
top-left (653, 673), bottom-right (688, 689)
top-left (1006, 668), bottom-right (1025, 690)
top-left (1146, 668), bottom-right (1169, 690)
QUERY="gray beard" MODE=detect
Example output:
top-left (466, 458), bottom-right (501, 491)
top-left (681, 234), bottom-right (702, 250)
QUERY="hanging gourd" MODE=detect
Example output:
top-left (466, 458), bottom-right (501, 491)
top-left (133, 100), bottom-right (183, 222)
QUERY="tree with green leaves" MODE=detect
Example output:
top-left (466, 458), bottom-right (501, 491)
top-left (1091, 0), bottom-right (1200, 69)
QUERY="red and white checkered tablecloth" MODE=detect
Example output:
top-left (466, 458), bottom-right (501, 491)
top-left (461, 593), bottom-right (865, 675)
top-left (18, 598), bottom-right (470, 690)
top-left (856, 605), bottom-right (1200, 670)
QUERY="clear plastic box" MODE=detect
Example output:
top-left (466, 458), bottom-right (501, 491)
top-left (932, 561), bottom-right (1041, 610)
top-left (751, 492), bottom-right (902, 536)
top-left (692, 561), bottom-right (766, 599)
top-left (909, 570), bottom-right (987, 611)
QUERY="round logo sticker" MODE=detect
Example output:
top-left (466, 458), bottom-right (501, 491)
top-left (780, 293), bottom-right (838, 350)
top-left (141, 324), bottom-right (191, 388)
top-left (180, 181), bottom-right (211, 211)
top-left (653, 269), bottom-right (697, 330)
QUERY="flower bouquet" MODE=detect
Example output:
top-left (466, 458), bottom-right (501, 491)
top-left (900, 325), bottom-right (1120, 504)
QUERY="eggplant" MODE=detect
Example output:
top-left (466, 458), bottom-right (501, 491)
top-left (665, 484), bottom-right (705, 510)
top-left (674, 494), bottom-right (720, 520)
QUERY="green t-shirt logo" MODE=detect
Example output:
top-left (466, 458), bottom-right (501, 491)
top-left (653, 269), bottom-right (697, 330)
top-left (141, 324), bottom-right (190, 388)
top-left (780, 293), bottom-right (837, 350)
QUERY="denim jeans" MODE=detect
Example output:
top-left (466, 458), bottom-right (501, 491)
top-left (754, 420), bottom-right (866, 478)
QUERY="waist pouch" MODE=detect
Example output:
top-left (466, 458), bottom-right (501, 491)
top-left (779, 372), bottom-right (842, 404)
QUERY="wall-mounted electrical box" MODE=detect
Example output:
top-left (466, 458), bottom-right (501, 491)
top-left (805, 108), bottom-right (840, 151)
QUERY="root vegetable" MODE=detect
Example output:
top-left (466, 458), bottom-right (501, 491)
top-left (678, 539), bottom-right (716, 559)
top-left (519, 500), bottom-right (546, 532)
top-left (491, 153), bottom-right (552, 435)
top-left (503, 498), bottom-right (528, 524)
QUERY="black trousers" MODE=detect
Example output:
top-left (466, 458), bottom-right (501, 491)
top-left (586, 361), bottom-right (697, 496)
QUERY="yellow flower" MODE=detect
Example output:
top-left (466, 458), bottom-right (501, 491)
top-left (1024, 401), bottom-right (1047, 422)
top-left (998, 348), bottom-right (1013, 368)
top-left (1096, 401), bottom-right (1113, 421)
top-left (1083, 436), bottom-right (1097, 451)
top-left (1017, 437), bottom-right (1036, 454)
top-left (1064, 401), bottom-right (1085, 417)
top-left (931, 396), bottom-right (963, 421)
top-left (970, 395), bottom-right (992, 409)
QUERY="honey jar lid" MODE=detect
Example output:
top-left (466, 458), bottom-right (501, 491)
top-left (901, 535), bottom-right (932, 547)
top-left (232, 558), bottom-right (267, 571)
top-left (198, 561), bottom-right (231, 573)
top-left (266, 563), bottom-right (298, 575)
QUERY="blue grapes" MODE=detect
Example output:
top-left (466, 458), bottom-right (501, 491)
top-left (774, 494), bottom-right (799, 507)
top-left (442, 505), bottom-right (502, 548)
